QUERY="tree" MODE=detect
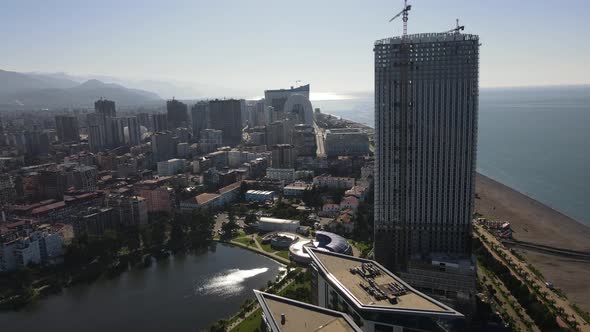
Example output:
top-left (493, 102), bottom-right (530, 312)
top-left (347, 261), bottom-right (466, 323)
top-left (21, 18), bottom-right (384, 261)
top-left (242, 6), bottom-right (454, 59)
top-left (151, 221), bottom-right (167, 249)
top-left (221, 219), bottom-right (239, 239)
top-left (244, 213), bottom-right (257, 226)
top-left (168, 219), bottom-right (186, 251)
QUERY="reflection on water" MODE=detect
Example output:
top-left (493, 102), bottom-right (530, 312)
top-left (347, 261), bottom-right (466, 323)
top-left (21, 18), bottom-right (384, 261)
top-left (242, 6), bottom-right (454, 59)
top-left (197, 267), bottom-right (269, 296)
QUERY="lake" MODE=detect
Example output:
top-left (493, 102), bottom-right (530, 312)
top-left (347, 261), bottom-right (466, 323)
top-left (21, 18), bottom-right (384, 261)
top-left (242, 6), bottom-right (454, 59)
top-left (0, 243), bottom-right (284, 331)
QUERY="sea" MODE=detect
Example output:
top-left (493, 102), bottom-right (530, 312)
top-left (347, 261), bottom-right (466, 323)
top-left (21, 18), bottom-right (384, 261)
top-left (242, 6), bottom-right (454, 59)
top-left (312, 85), bottom-right (590, 227)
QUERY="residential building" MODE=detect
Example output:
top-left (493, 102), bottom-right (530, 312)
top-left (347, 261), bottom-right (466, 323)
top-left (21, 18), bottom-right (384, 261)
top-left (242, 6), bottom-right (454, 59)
top-left (270, 144), bottom-right (295, 169)
top-left (200, 129), bottom-right (223, 153)
top-left (266, 168), bottom-right (295, 183)
top-left (283, 182), bottom-right (312, 197)
top-left (87, 112), bottom-right (107, 152)
top-left (152, 113), bottom-right (168, 132)
top-left (292, 124), bottom-right (317, 157)
top-left (313, 175), bottom-right (355, 190)
top-left (325, 129), bottom-right (369, 157)
top-left (55, 115), bottom-right (80, 143)
top-left (266, 120), bottom-right (292, 146)
top-left (151, 131), bottom-right (177, 162)
top-left (157, 158), bottom-right (186, 176)
top-left (135, 180), bottom-right (175, 213)
top-left (208, 99), bottom-right (243, 146)
top-left (191, 101), bottom-right (209, 141)
top-left (95, 99), bottom-right (116, 117)
top-left (373, 32), bottom-right (480, 313)
top-left (167, 98), bottom-right (189, 129)
top-left (126, 116), bottom-right (141, 146)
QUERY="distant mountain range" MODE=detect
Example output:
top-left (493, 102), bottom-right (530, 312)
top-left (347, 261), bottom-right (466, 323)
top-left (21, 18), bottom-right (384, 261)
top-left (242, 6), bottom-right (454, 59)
top-left (0, 69), bottom-right (161, 109)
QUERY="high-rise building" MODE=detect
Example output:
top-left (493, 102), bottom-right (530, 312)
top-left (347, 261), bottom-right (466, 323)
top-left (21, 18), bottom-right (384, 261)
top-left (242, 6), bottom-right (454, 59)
top-left (373, 32), bottom-right (479, 313)
top-left (151, 131), bottom-right (177, 162)
top-left (270, 144), bottom-right (295, 169)
top-left (125, 116), bottom-right (141, 146)
top-left (95, 99), bottom-right (116, 117)
top-left (208, 99), bottom-right (243, 147)
top-left (292, 124), bottom-right (317, 157)
top-left (166, 98), bottom-right (189, 129)
top-left (55, 115), bottom-right (80, 143)
top-left (266, 120), bottom-right (293, 146)
top-left (199, 129), bottom-right (223, 153)
top-left (87, 113), bottom-right (106, 152)
top-left (324, 129), bottom-right (369, 157)
top-left (191, 101), bottom-right (209, 141)
top-left (137, 112), bottom-right (151, 130)
top-left (264, 84), bottom-right (310, 123)
top-left (23, 130), bottom-right (49, 155)
top-left (111, 117), bottom-right (127, 147)
top-left (152, 113), bottom-right (168, 132)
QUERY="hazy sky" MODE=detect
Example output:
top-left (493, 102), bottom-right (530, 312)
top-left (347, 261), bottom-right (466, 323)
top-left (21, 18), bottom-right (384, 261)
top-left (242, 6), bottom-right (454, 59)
top-left (2, 0), bottom-right (589, 97)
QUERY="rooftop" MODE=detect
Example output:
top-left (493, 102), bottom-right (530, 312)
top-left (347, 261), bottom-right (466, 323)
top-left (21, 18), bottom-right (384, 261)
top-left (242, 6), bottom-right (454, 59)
top-left (308, 249), bottom-right (463, 316)
top-left (375, 32), bottom-right (479, 45)
top-left (254, 291), bottom-right (361, 332)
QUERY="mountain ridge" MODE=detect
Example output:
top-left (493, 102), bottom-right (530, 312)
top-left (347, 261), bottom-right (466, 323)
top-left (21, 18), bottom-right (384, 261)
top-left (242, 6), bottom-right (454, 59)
top-left (0, 69), bottom-right (161, 109)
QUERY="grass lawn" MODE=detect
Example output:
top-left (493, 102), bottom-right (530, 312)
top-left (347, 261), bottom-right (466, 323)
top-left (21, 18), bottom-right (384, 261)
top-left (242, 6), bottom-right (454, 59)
top-left (230, 308), bottom-right (262, 332)
top-left (275, 251), bottom-right (289, 260)
top-left (256, 236), bottom-right (274, 253)
top-left (233, 236), bottom-right (256, 247)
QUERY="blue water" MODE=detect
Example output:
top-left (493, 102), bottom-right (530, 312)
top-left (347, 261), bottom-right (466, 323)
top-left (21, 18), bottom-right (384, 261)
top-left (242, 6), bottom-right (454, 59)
top-left (313, 86), bottom-right (590, 226)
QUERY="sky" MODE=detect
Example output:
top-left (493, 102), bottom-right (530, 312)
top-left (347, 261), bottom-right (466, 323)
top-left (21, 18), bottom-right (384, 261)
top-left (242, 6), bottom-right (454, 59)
top-left (1, 0), bottom-right (589, 98)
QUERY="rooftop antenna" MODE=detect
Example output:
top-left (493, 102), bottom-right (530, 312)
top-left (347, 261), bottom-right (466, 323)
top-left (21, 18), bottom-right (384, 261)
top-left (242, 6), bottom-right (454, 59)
top-left (445, 18), bottom-right (465, 33)
top-left (389, 0), bottom-right (411, 37)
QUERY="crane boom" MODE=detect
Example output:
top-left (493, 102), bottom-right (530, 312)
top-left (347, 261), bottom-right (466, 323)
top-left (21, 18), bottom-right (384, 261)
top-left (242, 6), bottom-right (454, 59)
top-left (388, 1), bottom-right (411, 36)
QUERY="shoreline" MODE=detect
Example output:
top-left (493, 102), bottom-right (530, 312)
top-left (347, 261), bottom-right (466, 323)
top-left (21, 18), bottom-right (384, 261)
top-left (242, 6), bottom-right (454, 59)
top-left (475, 172), bottom-right (590, 311)
top-left (474, 172), bottom-right (590, 251)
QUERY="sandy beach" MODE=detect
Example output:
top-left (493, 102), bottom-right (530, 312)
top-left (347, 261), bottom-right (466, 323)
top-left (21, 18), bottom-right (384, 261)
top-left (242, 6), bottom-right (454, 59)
top-left (475, 173), bottom-right (590, 311)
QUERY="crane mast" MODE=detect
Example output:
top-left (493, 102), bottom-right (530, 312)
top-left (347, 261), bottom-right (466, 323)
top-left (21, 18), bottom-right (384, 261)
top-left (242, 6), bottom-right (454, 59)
top-left (388, 0), bottom-right (412, 268)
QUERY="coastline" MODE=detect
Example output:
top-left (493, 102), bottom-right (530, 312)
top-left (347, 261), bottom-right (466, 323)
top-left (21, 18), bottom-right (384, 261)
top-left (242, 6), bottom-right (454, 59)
top-left (475, 172), bottom-right (590, 311)
top-left (474, 173), bottom-right (590, 251)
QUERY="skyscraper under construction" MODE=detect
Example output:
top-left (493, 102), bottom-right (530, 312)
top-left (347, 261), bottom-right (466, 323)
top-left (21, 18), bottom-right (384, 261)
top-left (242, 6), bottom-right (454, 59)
top-left (374, 31), bottom-right (479, 312)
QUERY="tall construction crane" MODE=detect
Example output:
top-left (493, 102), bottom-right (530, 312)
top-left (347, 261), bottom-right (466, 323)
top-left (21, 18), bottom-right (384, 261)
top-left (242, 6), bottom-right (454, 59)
top-left (387, 1), bottom-right (412, 264)
top-left (445, 18), bottom-right (465, 33)
top-left (388, 0), bottom-right (411, 36)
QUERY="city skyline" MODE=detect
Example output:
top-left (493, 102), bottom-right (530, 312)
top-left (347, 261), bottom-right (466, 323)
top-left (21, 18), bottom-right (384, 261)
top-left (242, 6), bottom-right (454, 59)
top-left (2, 0), bottom-right (589, 98)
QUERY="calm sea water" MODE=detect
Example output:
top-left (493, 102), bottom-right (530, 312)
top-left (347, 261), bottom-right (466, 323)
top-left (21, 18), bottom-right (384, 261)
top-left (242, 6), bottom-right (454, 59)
top-left (0, 244), bottom-right (284, 331)
top-left (313, 86), bottom-right (590, 226)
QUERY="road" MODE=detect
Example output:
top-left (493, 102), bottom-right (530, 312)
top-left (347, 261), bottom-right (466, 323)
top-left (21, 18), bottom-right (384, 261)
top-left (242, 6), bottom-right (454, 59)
top-left (313, 121), bottom-right (326, 157)
top-left (475, 224), bottom-right (589, 331)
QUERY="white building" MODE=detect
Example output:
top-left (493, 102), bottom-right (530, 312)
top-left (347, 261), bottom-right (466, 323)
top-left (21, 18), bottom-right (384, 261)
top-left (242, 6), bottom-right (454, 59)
top-left (245, 190), bottom-right (275, 203)
top-left (307, 248), bottom-right (465, 331)
top-left (0, 228), bottom-right (64, 272)
top-left (257, 217), bottom-right (300, 233)
top-left (157, 158), bottom-right (186, 176)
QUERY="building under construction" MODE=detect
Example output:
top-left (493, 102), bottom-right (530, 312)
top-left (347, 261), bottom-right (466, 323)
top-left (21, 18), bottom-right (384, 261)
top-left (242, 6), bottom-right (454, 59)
top-left (373, 4), bottom-right (480, 316)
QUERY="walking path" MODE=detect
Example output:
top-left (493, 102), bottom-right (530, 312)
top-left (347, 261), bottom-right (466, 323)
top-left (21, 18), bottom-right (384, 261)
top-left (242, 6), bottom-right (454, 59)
top-left (475, 225), bottom-right (589, 331)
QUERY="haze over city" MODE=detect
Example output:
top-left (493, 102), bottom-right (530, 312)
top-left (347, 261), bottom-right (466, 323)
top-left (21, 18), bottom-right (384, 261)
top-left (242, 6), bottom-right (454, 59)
top-left (2, 0), bottom-right (590, 98)
top-left (1, 1), bottom-right (590, 332)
